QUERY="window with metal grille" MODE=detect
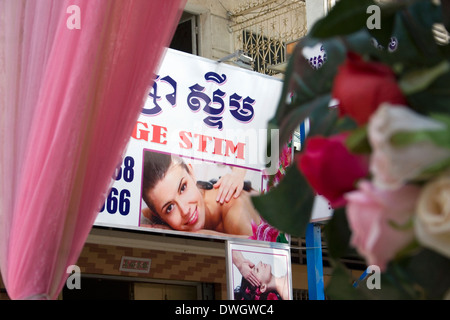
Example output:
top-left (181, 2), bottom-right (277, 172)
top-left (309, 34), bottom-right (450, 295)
top-left (242, 30), bottom-right (285, 75)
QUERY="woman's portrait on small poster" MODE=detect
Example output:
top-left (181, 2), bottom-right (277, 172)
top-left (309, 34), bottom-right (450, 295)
top-left (227, 241), bottom-right (292, 300)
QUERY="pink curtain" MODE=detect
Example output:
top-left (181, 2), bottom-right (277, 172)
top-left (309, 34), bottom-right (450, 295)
top-left (0, 0), bottom-right (185, 300)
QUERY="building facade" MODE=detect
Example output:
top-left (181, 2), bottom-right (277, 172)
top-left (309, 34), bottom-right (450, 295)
top-left (1, 0), bottom-right (365, 300)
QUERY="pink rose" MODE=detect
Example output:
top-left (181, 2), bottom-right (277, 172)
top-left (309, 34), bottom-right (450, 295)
top-left (297, 133), bottom-right (369, 208)
top-left (345, 181), bottom-right (421, 271)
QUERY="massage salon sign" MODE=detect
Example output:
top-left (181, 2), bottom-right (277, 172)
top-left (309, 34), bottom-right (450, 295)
top-left (94, 49), bottom-right (285, 243)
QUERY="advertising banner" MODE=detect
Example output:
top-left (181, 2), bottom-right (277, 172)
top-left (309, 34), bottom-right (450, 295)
top-left (94, 49), bottom-right (285, 242)
top-left (226, 241), bottom-right (292, 300)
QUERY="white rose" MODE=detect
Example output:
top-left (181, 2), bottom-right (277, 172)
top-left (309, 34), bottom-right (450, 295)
top-left (415, 174), bottom-right (450, 258)
top-left (368, 104), bottom-right (450, 190)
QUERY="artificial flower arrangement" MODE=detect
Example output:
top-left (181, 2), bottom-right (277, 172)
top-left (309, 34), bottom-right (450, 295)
top-left (252, 0), bottom-right (450, 299)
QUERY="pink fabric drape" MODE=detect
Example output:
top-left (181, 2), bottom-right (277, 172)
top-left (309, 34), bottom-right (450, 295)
top-left (0, 0), bottom-right (185, 300)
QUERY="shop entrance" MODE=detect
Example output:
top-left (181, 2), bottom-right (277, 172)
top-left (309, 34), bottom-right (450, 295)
top-left (62, 277), bottom-right (132, 300)
top-left (62, 275), bottom-right (212, 300)
top-left (134, 282), bottom-right (198, 300)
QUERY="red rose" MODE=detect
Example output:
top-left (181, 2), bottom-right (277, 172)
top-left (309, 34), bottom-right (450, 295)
top-left (332, 52), bottom-right (406, 125)
top-left (297, 133), bottom-right (369, 208)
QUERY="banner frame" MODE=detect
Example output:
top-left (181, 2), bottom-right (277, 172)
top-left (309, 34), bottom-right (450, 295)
top-left (225, 239), bottom-right (292, 300)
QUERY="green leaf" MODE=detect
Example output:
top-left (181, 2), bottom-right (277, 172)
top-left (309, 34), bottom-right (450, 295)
top-left (391, 128), bottom-right (450, 148)
top-left (345, 125), bottom-right (372, 154)
top-left (393, 239), bottom-right (421, 261)
top-left (367, 0), bottom-right (416, 47)
top-left (276, 233), bottom-right (289, 244)
top-left (431, 113), bottom-right (450, 127)
top-left (397, 0), bottom-right (445, 66)
top-left (325, 262), bottom-right (413, 300)
top-left (388, 217), bottom-right (414, 231)
top-left (376, 263), bottom-right (425, 299)
top-left (325, 262), bottom-right (366, 300)
top-left (365, 0), bottom-right (446, 73)
top-left (327, 262), bottom-right (423, 299)
top-left (406, 70), bottom-right (450, 115)
top-left (401, 248), bottom-right (450, 299)
top-left (415, 157), bottom-right (450, 180)
top-left (251, 164), bottom-right (315, 237)
top-left (390, 113), bottom-right (450, 149)
top-left (323, 208), bottom-right (352, 260)
top-left (267, 36), bottom-right (348, 152)
top-left (269, 28), bottom-right (379, 153)
top-left (267, 93), bottom-right (331, 156)
top-left (399, 60), bottom-right (450, 95)
top-left (328, 248), bottom-right (450, 299)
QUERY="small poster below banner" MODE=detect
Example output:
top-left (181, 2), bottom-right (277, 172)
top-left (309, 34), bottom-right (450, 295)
top-left (94, 49), bottom-right (287, 243)
top-left (226, 241), bottom-right (292, 300)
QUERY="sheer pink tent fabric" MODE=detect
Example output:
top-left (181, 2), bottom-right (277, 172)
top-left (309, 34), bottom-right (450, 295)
top-left (0, 0), bottom-right (185, 300)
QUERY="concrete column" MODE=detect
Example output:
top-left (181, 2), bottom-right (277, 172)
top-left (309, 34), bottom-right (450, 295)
top-left (305, 0), bottom-right (328, 33)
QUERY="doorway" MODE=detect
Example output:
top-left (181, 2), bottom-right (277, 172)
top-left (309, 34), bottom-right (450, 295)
top-left (62, 275), bottom-right (212, 300)
top-left (134, 282), bottom-right (198, 300)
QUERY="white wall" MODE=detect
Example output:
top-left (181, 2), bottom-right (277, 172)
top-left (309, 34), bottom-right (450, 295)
top-left (305, 0), bottom-right (328, 33)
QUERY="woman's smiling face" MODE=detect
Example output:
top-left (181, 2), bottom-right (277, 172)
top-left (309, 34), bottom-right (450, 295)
top-left (147, 163), bottom-right (206, 232)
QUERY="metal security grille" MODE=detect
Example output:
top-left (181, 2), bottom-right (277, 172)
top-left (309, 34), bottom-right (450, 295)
top-left (293, 288), bottom-right (309, 300)
top-left (242, 30), bottom-right (285, 74)
top-left (229, 0), bottom-right (307, 75)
